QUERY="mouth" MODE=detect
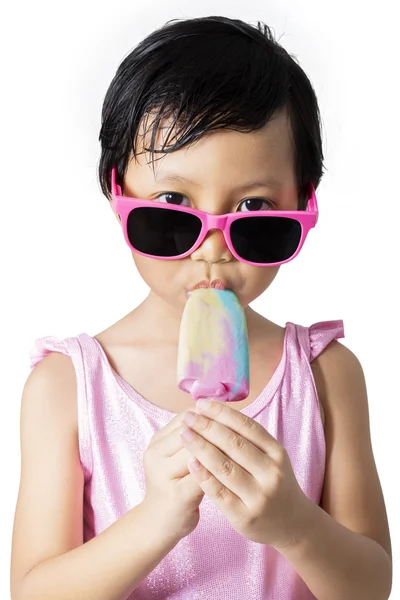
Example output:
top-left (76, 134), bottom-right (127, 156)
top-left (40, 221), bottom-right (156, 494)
top-left (186, 279), bottom-right (229, 296)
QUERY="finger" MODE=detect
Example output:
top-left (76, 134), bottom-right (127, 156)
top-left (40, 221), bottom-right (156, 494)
top-left (167, 446), bottom-right (199, 479)
top-left (164, 443), bottom-right (209, 488)
top-left (148, 430), bottom-right (201, 479)
top-left (154, 415), bottom-right (205, 459)
top-left (151, 411), bottom-right (187, 441)
top-left (153, 424), bottom-right (187, 457)
top-left (152, 408), bottom-right (200, 442)
top-left (182, 414), bottom-right (268, 486)
top-left (177, 469), bottom-right (205, 506)
top-left (196, 400), bottom-right (282, 460)
top-left (181, 423), bottom-right (257, 506)
top-left (186, 451), bottom-right (246, 518)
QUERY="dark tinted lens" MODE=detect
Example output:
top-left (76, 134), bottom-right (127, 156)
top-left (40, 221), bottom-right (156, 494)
top-left (231, 216), bottom-right (302, 263)
top-left (127, 207), bottom-right (202, 257)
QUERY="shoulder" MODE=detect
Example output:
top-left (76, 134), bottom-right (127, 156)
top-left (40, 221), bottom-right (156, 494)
top-left (23, 350), bottom-right (78, 434)
top-left (310, 338), bottom-right (366, 432)
top-left (27, 349), bottom-right (77, 389)
top-left (310, 338), bottom-right (366, 418)
top-left (311, 336), bottom-right (362, 386)
top-left (310, 340), bottom-right (392, 560)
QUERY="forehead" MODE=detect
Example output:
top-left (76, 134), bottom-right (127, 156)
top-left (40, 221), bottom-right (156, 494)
top-left (129, 109), bottom-right (295, 182)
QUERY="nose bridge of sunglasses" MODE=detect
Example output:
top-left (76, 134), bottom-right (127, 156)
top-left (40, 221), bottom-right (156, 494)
top-left (205, 213), bottom-right (228, 231)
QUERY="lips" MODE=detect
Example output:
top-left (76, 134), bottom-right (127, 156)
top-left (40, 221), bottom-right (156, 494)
top-left (187, 279), bottom-right (228, 294)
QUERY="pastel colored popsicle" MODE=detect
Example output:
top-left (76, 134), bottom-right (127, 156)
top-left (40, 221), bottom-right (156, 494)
top-left (177, 288), bottom-right (249, 402)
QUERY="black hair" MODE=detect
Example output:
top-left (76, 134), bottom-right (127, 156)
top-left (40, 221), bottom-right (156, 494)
top-left (98, 15), bottom-right (324, 210)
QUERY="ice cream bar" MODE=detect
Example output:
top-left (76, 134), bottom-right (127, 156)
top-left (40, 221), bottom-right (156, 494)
top-left (177, 288), bottom-right (249, 402)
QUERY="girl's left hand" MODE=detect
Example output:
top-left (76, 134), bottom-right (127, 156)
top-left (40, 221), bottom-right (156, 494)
top-left (181, 399), bottom-right (313, 550)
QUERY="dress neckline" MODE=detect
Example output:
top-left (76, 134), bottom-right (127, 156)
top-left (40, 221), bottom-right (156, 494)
top-left (79, 323), bottom-right (291, 419)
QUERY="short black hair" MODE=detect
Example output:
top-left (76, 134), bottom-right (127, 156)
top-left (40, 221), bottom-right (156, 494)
top-left (98, 15), bottom-right (324, 209)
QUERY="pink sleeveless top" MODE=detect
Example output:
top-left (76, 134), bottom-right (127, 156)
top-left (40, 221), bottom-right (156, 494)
top-left (29, 319), bottom-right (344, 600)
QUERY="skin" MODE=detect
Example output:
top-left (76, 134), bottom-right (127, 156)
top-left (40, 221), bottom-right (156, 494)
top-left (103, 110), bottom-right (301, 415)
top-left (106, 109), bottom-right (313, 552)
top-left (9, 108), bottom-right (391, 600)
top-left (103, 110), bottom-right (392, 589)
top-left (113, 108), bottom-right (299, 335)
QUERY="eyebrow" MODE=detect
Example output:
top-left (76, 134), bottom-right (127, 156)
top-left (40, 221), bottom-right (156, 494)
top-left (155, 172), bottom-right (283, 190)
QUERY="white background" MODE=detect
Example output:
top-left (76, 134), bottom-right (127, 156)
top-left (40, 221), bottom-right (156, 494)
top-left (1, 0), bottom-right (398, 597)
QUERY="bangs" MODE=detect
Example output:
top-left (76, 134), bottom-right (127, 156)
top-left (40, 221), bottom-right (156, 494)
top-left (99, 16), bottom-right (324, 209)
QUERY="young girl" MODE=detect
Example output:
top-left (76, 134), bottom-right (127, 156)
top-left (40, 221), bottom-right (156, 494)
top-left (10, 15), bottom-right (392, 600)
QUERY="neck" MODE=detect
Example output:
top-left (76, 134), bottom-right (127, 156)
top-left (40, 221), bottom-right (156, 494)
top-left (131, 292), bottom-right (187, 344)
top-left (128, 290), bottom-right (262, 345)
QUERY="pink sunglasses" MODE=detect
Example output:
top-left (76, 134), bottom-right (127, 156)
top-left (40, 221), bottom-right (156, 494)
top-left (111, 166), bottom-right (318, 266)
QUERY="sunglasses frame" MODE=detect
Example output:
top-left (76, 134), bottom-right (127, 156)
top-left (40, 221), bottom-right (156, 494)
top-left (110, 166), bottom-right (319, 267)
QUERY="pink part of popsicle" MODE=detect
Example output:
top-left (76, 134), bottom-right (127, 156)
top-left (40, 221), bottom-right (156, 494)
top-left (177, 288), bottom-right (249, 402)
top-left (179, 375), bottom-right (249, 402)
top-left (178, 353), bottom-right (249, 401)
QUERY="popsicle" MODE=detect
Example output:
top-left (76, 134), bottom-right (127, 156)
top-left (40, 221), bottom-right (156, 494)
top-left (177, 288), bottom-right (249, 402)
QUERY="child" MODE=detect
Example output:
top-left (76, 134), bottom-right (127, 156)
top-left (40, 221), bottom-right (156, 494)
top-left (10, 15), bottom-right (392, 600)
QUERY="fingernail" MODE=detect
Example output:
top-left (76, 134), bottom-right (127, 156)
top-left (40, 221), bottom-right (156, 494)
top-left (188, 458), bottom-right (202, 471)
top-left (183, 411), bottom-right (198, 426)
top-left (182, 426), bottom-right (195, 441)
top-left (196, 399), bottom-right (211, 412)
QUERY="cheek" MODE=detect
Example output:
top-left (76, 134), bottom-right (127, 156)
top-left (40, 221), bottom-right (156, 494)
top-left (236, 265), bottom-right (280, 306)
top-left (132, 253), bottom-right (184, 293)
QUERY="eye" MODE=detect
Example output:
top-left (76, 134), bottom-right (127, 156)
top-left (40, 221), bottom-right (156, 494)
top-left (155, 192), bottom-right (190, 207)
top-left (238, 198), bottom-right (273, 212)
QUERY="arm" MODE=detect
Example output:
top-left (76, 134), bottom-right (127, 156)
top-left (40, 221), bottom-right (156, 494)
top-left (278, 341), bottom-right (392, 600)
top-left (10, 353), bottom-right (179, 600)
top-left (17, 503), bottom-right (179, 600)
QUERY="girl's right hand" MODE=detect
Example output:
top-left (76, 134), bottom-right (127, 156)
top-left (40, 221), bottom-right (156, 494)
top-left (141, 410), bottom-right (205, 542)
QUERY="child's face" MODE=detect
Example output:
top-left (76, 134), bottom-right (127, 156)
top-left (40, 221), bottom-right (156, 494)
top-left (120, 110), bottom-right (299, 313)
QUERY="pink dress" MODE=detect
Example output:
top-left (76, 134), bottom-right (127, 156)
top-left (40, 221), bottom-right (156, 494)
top-left (29, 319), bottom-right (344, 599)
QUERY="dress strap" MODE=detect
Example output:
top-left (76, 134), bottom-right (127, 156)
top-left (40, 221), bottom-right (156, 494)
top-left (295, 320), bottom-right (345, 363)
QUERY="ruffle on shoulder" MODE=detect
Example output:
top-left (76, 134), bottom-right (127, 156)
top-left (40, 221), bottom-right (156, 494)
top-left (309, 320), bottom-right (345, 363)
top-left (29, 336), bottom-right (67, 369)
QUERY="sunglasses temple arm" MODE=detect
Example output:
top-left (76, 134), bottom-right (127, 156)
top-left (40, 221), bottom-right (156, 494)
top-left (111, 167), bottom-right (122, 198)
top-left (308, 183), bottom-right (318, 213)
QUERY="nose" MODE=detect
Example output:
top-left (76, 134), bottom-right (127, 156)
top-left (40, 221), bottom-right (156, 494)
top-left (190, 228), bottom-right (233, 264)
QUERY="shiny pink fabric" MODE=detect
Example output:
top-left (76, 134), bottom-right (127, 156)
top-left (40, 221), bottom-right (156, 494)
top-left (29, 319), bottom-right (344, 600)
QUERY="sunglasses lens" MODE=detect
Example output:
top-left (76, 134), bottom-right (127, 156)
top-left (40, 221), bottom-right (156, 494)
top-left (230, 216), bottom-right (302, 264)
top-left (127, 207), bottom-right (202, 257)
